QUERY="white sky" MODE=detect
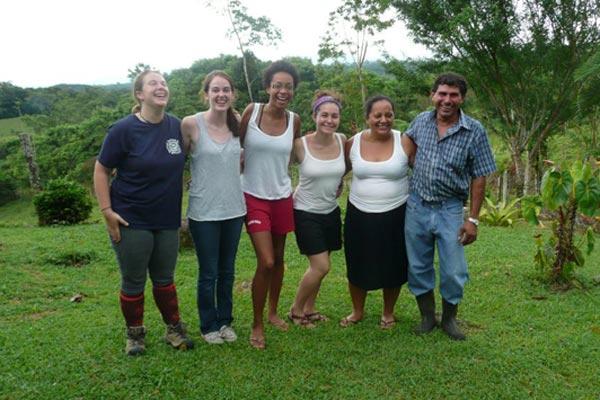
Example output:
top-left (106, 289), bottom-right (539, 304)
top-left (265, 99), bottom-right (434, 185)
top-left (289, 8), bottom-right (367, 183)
top-left (0, 0), bottom-right (431, 88)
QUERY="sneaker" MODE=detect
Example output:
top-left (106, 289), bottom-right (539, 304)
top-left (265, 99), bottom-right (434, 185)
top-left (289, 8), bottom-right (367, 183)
top-left (125, 326), bottom-right (146, 356)
top-left (164, 321), bottom-right (194, 350)
top-left (219, 325), bottom-right (238, 342)
top-left (202, 330), bottom-right (225, 344)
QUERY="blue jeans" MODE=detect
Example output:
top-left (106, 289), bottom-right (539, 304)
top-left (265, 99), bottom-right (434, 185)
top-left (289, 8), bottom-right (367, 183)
top-left (188, 217), bottom-right (244, 334)
top-left (405, 193), bottom-right (468, 304)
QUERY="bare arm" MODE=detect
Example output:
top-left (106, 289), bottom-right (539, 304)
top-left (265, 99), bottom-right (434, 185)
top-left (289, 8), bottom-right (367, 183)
top-left (292, 136), bottom-right (305, 164)
top-left (93, 160), bottom-right (129, 242)
top-left (401, 133), bottom-right (417, 167)
top-left (344, 136), bottom-right (354, 175)
top-left (239, 103), bottom-right (255, 148)
top-left (181, 116), bottom-right (198, 155)
top-left (458, 176), bottom-right (486, 246)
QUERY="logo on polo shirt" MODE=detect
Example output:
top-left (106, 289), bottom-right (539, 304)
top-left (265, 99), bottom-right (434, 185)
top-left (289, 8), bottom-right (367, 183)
top-left (166, 139), bottom-right (182, 155)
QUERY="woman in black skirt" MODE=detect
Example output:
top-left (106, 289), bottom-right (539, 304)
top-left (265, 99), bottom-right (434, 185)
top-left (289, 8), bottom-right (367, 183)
top-left (341, 95), bottom-right (415, 329)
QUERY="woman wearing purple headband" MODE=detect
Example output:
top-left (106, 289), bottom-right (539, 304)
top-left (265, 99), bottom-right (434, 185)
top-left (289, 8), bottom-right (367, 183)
top-left (288, 90), bottom-right (347, 327)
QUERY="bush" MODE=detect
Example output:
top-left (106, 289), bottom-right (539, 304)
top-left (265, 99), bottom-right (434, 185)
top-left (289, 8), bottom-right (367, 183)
top-left (33, 178), bottom-right (92, 225)
top-left (0, 172), bottom-right (18, 206)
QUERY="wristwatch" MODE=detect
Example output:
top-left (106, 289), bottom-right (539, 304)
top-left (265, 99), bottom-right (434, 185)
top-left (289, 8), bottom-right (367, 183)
top-left (467, 217), bottom-right (479, 227)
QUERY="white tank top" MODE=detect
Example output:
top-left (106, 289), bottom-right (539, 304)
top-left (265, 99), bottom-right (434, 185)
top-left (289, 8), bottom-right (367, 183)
top-left (187, 112), bottom-right (246, 221)
top-left (293, 133), bottom-right (346, 214)
top-left (348, 130), bottom-right (409, 213)
top-left (241, 104), bottom-right (295, 199)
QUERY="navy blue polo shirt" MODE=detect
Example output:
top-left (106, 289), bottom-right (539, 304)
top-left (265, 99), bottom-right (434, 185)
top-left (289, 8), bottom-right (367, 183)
top-left (98, 114), bottom-right (185, 230)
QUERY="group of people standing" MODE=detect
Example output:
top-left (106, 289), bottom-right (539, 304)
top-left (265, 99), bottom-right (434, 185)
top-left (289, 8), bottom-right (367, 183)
top-left (93, 60), bottom-right (496, 355)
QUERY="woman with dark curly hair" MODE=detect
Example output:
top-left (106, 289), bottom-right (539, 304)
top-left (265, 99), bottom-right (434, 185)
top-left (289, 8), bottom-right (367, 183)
top-left (239, 60), bottom-right (301, 349)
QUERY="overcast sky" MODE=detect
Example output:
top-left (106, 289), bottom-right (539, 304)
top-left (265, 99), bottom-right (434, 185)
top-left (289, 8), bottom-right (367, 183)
top-left (1, 0), bottom-right (431, 88)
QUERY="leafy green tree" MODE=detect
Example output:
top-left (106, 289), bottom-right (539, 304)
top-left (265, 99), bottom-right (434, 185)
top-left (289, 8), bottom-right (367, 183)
top-left (318, 0), bottom-right (394, 105)
top-left (375, 0), bottom-right (600, 195)
top-left (206, 0), bottom-right (282, 102)
top-left (0, 82), bottom-right (28, 118)
top-left (127, 63), bottom-right (152, 80)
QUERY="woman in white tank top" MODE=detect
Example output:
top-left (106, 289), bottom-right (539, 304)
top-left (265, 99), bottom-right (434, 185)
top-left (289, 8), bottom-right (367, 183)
top-left (181, 71), bottom-right (246, 345)
top-left (239, 61), bottom-right (302, 350)
top-left (340, 95), bottom-right (416, 330)
top-left (288, 91), bottom-right (347, 327)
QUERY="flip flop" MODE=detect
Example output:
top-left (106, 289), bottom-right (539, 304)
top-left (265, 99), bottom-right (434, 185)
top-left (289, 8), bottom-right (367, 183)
top-left (379, 318), bottom-right (396, 330)
top-left (287, 312), bottom-right (316, 328)
top-left (305, 312), bottom-right (329, 322)
top-left (339, 316), bottom-right (361, 328)
top-left (249, 336), bottom-right (266, 350)
top-left (268, 318), bottom-right (289, 332)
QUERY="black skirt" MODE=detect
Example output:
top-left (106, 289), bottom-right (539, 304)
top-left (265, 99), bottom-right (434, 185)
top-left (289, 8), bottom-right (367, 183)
top-left (344, 201), bottom-right (408, 290)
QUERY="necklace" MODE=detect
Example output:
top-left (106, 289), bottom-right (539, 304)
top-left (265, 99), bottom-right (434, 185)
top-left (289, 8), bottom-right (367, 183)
top-left (137, 111), bottom-right (163, 124)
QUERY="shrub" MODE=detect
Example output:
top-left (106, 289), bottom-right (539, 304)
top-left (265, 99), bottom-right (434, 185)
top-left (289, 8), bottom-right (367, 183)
top-left (33, 178), bottom-right (92, 225)
top-left (0, 172), bottom-right (18, 206)
top-left (522, 159), bottom-right (599, 284)
top-left (479, 196), bottom-right (521, 227)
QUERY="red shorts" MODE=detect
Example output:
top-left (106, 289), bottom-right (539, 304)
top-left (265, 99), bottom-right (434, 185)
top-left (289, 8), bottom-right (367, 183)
top-left (244, 193), bottom-right (295, 234)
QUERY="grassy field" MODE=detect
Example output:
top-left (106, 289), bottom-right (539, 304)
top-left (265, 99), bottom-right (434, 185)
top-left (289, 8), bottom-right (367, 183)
top-left (0, 116), bottom-right (26, 137)
top-left (0, 199), bottom-right (599, 399)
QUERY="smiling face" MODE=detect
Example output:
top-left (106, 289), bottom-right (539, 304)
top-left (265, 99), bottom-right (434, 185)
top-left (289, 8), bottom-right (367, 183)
top-left (135, 72), bottom-right (169, 110)
top-left (431, 84), bottom-right (463, 121)
top-left (366, 100), bottom-right (394, 136)
top-left (266, 72), bottom-right (294, 109)
top-left (206, 75), bottom-right (234, 112)
top-left (313, 102), bottom-right (340, 135)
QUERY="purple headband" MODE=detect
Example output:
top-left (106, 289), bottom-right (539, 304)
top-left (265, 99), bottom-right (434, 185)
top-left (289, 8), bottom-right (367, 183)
top-left (312, 96), bottom-right (341, 114)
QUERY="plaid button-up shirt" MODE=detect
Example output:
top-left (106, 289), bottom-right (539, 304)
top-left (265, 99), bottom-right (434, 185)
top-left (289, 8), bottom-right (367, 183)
top-left (406, 110), bottom-right (496, 202)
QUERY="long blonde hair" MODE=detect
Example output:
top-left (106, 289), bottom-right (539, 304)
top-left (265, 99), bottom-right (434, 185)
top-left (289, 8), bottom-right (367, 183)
top-left (131, 70), bottom-right (163, 114)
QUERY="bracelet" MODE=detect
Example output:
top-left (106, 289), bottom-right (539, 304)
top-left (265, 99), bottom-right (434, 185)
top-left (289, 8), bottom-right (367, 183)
top-left (100, 206), bottom-right (112, 212)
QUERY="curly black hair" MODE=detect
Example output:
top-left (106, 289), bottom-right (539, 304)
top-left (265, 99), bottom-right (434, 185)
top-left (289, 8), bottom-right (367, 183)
top-left (262, 60), bottom-right (300, 89)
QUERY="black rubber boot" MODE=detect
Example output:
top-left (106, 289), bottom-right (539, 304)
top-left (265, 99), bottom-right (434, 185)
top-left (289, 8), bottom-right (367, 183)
top-left (414, 291), bottom-right (437, 335)
top-left (441, 299), bottom-right (466, 341)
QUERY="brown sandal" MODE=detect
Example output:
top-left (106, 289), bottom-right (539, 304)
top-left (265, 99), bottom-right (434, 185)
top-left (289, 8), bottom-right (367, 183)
top-left (379, 318), bottom-right (396, 330)
top-left (339, 316), bottom-right (361, 328)
top-left (305, 312), bottom-right (329, 322)
top-left (249, 336), bottom-right (266, 350)
top-left (287, 312), bottom-right (316, 328)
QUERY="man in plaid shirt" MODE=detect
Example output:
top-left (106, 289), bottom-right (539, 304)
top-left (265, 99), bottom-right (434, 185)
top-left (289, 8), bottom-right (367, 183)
top-left (405, 73), bottom-right (496, 340)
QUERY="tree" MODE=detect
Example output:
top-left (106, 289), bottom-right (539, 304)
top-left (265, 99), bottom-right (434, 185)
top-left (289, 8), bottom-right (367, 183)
top-left (127, 63), bottom-right (152, 80)
top-left (318, 0), bottom-right (394, 106)
top-left (206, 0), bottom-right (282, 102)
top-left (0, 82), bottom-right (28, 118)
top-left (376, 0), bottom-right (600, 195)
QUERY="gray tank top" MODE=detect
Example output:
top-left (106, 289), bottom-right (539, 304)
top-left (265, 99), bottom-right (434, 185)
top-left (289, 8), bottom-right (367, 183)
top-left (187, 112), bottom-right (246, 221)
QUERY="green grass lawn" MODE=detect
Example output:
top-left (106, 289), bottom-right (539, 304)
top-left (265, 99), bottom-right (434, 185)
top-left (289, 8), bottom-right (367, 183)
top-left (0, 200), bottom-right (599, 399)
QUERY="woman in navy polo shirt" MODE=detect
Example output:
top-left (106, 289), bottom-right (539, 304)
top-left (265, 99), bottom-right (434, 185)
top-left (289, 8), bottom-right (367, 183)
top-left (93, 70), bottom-right (193, 356)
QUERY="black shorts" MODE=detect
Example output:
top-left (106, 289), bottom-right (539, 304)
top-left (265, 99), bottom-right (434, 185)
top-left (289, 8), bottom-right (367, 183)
top-left (293, 207), bottom-right (342, 256)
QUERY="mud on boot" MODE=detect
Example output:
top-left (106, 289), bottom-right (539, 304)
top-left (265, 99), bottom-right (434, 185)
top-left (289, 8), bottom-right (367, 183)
top-left (441, 299), bottom-right (466, 341)
top-left (165, 321), bottom-right (194, 350)
top-left (414, 290), bottom-right (437, 335)
top-left (125, 326), bottom-right (146, 356)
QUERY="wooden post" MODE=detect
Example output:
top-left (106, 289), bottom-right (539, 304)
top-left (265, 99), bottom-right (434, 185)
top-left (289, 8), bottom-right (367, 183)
top-left (18, 133), bottom-right (41, 191)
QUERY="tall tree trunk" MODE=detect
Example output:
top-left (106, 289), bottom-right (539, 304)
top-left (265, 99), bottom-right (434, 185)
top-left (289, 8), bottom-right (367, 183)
top-left (241, 54), bottom-right (254, 103)
top-left (19, 133), bottom-right (41, 191)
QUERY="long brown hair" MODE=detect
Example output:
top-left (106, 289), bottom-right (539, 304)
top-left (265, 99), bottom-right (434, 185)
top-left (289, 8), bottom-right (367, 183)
top-left (131, 70), bottom-right (163, 114)
top-left (202, 70), bottom-right (240, 137)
